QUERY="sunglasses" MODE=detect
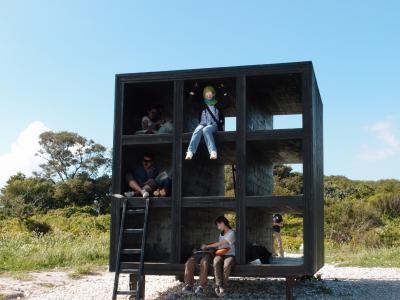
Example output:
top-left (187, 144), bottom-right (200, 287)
top-left (143, 159), bottom-right (153, 163)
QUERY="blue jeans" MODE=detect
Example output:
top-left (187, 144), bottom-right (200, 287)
top-left (187, 124), bottom-right (217, 154)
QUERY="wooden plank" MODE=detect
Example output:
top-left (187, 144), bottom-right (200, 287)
top-left (109, 76), bottom-right (124, 272)
top-left (120, 262), bottom-right (307, 277)
top-left (301, 64), bottom-right (315, 275)
top-left (126, 197), bottom-right (172, 208)
top-left (236, 75), bottom-right (247, 265)
top-left (122, 134), bottom-right (173, 145)
top-left (171, 80), bottom-right (184, 263)
top-left (311, 66), bottom-right (325, 273)
top-left (246, 195), bottom-right (304, 213)
top-left (246, 128), bottom-right (303, 141)
top-left (182, 131), bottom-right (237, 143)
top-left (182, 196), bottom-right (235, 208)
top-left (117, 61), bottom-right (312, 83)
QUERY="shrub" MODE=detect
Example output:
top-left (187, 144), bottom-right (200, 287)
top-left (370, 193), bottom-right (400, 218)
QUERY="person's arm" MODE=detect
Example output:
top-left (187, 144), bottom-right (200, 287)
top-left (202, 231), bottom-right (235, 249)
top-left (142, 117), bottom-right (150, 130)
top-left (202, 240), bottom-right (230, 250)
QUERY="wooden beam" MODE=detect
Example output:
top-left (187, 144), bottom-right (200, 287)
top-left (246, 195), bottom-right (304, 213)
top-left (182, 196), bottom-right (235, 208)
top-left (171, 80), bottom-right (184, 264)
top-left (120, 262), bottom-right (307, 277)
top-left (122, 134), bottom-right (173, 145)
top-left (236, 75), bottom-right (247, 265)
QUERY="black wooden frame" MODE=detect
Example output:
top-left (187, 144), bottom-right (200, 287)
top-left (109, 61), bottom-right (324, 277)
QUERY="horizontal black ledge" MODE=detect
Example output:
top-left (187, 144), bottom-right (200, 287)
top-left (119, 262), bottom-right (306, 277)
top-left (121, 128), bottom-right (303, 146)
top-left (116, 61), bottom-right (312, 82)
top-left (112, 195), bottom-right (303, 211)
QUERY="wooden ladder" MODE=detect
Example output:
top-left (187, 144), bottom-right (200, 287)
top-left (112, 196), bottom-right (150, 300)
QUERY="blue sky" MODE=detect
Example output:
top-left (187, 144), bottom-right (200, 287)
top-left (0, 0), bottom-right (399, 183)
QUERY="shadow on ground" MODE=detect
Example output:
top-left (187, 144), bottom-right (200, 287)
top-left (151, 277), bottom-right (400, 300)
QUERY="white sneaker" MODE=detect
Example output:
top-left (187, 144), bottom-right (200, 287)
top-left (185, 151), bottom-right (193, 160)
top-left (210, 151), bottom-right (217, 159)
top-left (141, 190), bottom-right (149, 198)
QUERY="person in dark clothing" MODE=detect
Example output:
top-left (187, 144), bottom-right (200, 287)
top-left (125, 153), bottom-right (171, 197)
top-left (272, 213), bottom-right (284, 257)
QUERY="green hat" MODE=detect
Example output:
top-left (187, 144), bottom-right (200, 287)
top-left (203, 86), bottom-right (216, 98)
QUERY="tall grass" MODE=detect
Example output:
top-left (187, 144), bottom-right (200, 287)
top-left (0, 207), bottom-right (110, 273)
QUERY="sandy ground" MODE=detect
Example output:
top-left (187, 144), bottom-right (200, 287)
top-left (1, 263), bottom-right (400, 300)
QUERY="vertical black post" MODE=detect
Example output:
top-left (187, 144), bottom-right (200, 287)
top-left (171, 80), bottom-right (184, 263)
top-left (301, 65), bottom-right (314, 273)
top-left (110, 77), bottom-right (124, 271)
top-left (235, 75), bottom-right (247, 264)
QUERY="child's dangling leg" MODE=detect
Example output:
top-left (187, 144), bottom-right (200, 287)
top-left (185, 124), bottom-right (204, 160)
top-left (203, 124), bottom-right (218, 159)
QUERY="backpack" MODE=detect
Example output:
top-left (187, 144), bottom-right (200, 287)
top-left (246, 244), bottom-right (272, 264)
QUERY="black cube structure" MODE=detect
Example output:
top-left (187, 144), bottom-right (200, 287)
top-left (110, 61), bottom-right (324, 279)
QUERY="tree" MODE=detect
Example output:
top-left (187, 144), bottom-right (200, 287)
top-left (0, 172), bottom-right (55, 217)
top-left (36, 131), bottom-right (111, 182)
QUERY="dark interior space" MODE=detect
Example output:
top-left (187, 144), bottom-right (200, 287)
top-left (123, 81), bottom-right (174, 135)
top-left (246, 73), bottom-right (302, 131)
top-left (183, 77), bottom-right (236, 132)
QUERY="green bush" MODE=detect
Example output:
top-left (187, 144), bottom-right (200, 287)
top-left (325, 198), bottom-right (382, 244)
top-left (370, 193), bottom-right (400, 218)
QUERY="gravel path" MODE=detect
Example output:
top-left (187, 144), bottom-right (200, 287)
top-left (1, 263), bottom-right (399, 300)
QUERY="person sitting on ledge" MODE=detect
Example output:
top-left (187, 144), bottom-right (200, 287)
top-left (182, 216), bottom-right (235, 298)
top-left (135, 105), bottom-right (173, 134)
top-left (185, 85), bottom-right (224, 160)
top-left (124, 153), bottom-right (171, 198)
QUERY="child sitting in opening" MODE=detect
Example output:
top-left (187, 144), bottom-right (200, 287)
top-left (185, 86), bottom-right (224, 160)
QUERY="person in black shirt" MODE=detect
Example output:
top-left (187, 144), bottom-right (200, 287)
top-left (272, 214), bottom-right (284, 257)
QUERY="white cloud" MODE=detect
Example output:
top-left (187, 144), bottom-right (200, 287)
top-left (0, 121), bottom-right (49, 188)
top-left (358, 117), bottom-right (400, 161)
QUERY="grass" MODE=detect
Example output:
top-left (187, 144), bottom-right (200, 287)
top-left (2, 207), bottom-right (400, 275)
top-left (0, 207), bottom-right (110, 273)
top-left (325, 244), bottom-right (400, 267)
top-left (68, 264), bottom-right (101, 279)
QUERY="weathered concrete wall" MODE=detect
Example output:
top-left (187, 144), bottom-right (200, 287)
top-left (246, 103), bottom-right (273, 131)
top-left (246, 103), bottom-right (273, 196)
top-left (247, 208), bottom-right (274, 253)
top-left (246, 157), bottom-right (274, 196)
top-left (124, 208), bottom-right (172, 262)
top-left (182, 153), bottom-right (225, 197)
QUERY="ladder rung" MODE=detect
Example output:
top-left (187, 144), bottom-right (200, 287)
top-left (126, 209), bottom-right (145, 214)
top-left (121, 248), bottom-right (141, 254)
top-left (116, 290), bottom-right (136, 295)
top-left (124, 228), bottom-right (144, 234)
top-left (120, 268), bottom-right (139, 273)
